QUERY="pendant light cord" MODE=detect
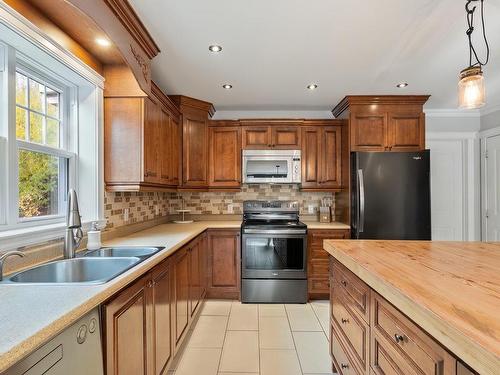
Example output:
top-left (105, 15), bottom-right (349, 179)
top-left (465, 0), bottom-right (490, 68)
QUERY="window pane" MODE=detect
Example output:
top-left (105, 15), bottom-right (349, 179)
top-left (29, 78), bottom-right (45, 113)
top-left (46, 118), bottom-right (60, 148)
top-left (18, 150), bottom-right (67, 218)
top-left (16, 107), bottom-right (27, 140)
top-left (46, 87), bottom-right (60, 119)
top-left (16, 73), bottom-right (27, 106)
top-left (29, 112), bottom-right (44, 144)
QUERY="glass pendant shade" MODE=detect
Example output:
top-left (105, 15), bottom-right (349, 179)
top-left (458, 66), bottom-right (486, 109)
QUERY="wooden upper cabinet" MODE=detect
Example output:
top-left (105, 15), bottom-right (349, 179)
top-left (104, 80), bottom-right (181, 192)
top-left (301, 122), bottom-right (344, 191)
top-left (332, 96), bottom-right (430, 153)
top-left (242, 126), bottom-right (271, 149)
top-left (241, 121), bottom-right (302, 149)
top-left (170, 96), bottom-right (215, 189)
top-left (209, 126), bottom-right (241, 188)
top-left (169, 116), bottom-right (181, 186)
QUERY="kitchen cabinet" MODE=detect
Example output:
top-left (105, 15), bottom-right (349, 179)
top-left (170, 95), bottom-right (215, 190)
top-left (209, 124), bottom-right (241, 189)
top-left (307, 229), bottom-right (350, 299)
top-left (173, 246), bottom-right (190, 348)
top-left (188, 236), bottom-right (202, 317)
top-left (301, 122), bottom-right (344, 190)
top-left (331, 96), bottom-right (429, 153)
top-left (329, 258), bottom-right (456, 375)
top-left (206, 229), bottom-right (241, 299)
top-left (241, 121), bottom-right (302, 149)
top-left (104, 81), bottom-right (181, 192)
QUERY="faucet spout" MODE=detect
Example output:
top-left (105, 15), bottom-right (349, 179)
top-left (64, 189), bottom-right (83, 259)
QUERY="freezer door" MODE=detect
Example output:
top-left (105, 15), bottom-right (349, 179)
top-left (351, 151), bottom-right (431, 240)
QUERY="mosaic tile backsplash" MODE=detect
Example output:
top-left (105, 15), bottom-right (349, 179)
top-left (168, 184), bottom-right (334, 216)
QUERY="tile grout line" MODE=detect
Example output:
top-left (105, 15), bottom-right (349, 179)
top-left (216, 300), bottom-right (234, 374)
top-left (310, 302), bottom-right (330, 342)
top-left (285, 304), bottom-right (305, 375)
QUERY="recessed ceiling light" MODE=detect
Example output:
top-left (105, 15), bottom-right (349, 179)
top-left (222, 84), bottom-right (232, 89)
top-left (96, 37), bottom-right (111, 47)
top-left (209, 45), bottom-right (223, 53)
top-left (307, 84), bottom-right (318, 90)
top-left (396, 82), bottom-right (408, 88)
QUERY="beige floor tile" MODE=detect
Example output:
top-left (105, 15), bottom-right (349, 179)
top-left (188, 315), bottom-right (228, 348)
top-left (260, 349), bottom-right (302, 375)
top-left (293, 331), bottom-right (334, 374)
top-left (218, 373), bottom-right (258, 375)
top-left (228, 302), bottom-right (258, 330)
top-left (286, 304), bottom-right (323, 331)
top-left (201, 299), bottom-right (233, 316)
top-left (311, 302), bottom-right (330, 335)
top-left (259, 303), bottom-right (286, 317)
top-left (259, 316), bottom-right (294, 349)
top-left (174, 348), bottom-right (221, 375)
top-left (219, 331), bottom-right (259, 373)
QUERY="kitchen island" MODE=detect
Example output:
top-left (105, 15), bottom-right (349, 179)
top-left (323, 240), bottom-right (500, 375)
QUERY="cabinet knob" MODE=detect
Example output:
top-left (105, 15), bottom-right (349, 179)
top-left (341, 318), bottom-right (349, 324)
top-left (341, 280), bottom-right (348, 287)
top-left (144, 172), bottom-right (149, 177)
top-left (341, 363), bottom-right (349, 370)
top-left (394, 333), bottom-right (405, 343)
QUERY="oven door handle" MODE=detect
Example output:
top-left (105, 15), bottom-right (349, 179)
top-left (242, 229), bottom-right (307, 235)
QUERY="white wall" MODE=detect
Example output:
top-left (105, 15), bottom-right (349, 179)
top-left (480, 108), bottom-right (500, 131)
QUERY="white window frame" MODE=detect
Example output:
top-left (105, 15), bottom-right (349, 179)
top-left (0, 3), bottom-right (105, 251)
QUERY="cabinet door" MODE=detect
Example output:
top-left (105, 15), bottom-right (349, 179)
top-left (183, 115), bottom-right (208, 187)
top-left (209, 126), bottom-right (241, 187)
top-left (388, 112), bottom-right (424, 151)
top-left (103, 276), bottom-right (150, 375)
top-left (350, 113), bottom-right (387, 152)
top-left (170, 116), bottom-right (181, 186)
top-left (173, 247), bottom-right (190, 347)
top-left (159, 108), bottom-right (171, 185)
top-left (188, 240), bottom-right (202, 317)
top-left (144, 97), bottom-right (160, 183)
top-left (151, 260), bottom-right (172, 375)
top-left (320, 126), bottom-right (342, 188)
top-left (199, 232), bottom-right (208, 298)
top-left (271, 126), bottom-right (301, 149)
top-left (301, 127), bottom-right (321, 189)
top-left (242, 126), bottom-right (271, 149)
top-left (207, 230), bottom-right (241, 299)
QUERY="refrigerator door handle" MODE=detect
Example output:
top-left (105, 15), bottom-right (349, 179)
top-left (357, 169), bottom-right (365, 233)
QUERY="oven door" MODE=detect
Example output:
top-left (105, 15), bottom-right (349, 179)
top-left (241, 231), bottom-right (307, 279)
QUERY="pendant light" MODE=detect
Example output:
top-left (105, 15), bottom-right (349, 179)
top-left (458, 0), bottom-right (490, 109)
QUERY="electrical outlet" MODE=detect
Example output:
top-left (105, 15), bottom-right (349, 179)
top-left (227, 204), bottom-right (234, 214)
top-left (155, 205), bottom-right (160, 216)
top-left (308, 204), bottom-right (315, 214)
top-left (124, 208), bottom-right (129, 223)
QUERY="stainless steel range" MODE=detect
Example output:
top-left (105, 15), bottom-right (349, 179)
top-left (241, 200), bottom-right (308, 303)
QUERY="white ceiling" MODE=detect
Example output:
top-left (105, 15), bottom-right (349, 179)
top-left (130, 0), bottom-right (500, 112)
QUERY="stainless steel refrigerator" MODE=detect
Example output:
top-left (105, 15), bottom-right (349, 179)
top-left (351, 151), bottom-right (431, 240)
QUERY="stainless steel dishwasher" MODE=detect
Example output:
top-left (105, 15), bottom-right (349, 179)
top-left (2, 308), bottom-right (104, 375)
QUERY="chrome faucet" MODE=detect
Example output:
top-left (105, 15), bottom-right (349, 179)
top-left (64, 189), bottom-right (83, 259)
top-left (0, 251), bottom-right (24, 281)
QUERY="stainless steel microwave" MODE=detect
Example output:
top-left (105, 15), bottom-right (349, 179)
top-left (242, 149), bottom-right (301, 184)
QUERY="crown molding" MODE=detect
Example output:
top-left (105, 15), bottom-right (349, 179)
top-left (169, 95), bottom-right (216, 118)
top-left (151, 81), bottom-right (180, 117)
top-left (332, 95), bottom-right (430, 118)
top-left (480, 104), bottom-right (500, 116)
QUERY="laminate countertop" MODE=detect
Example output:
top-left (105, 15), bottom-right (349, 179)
top-left (323, 240), bottom-right (500, 375)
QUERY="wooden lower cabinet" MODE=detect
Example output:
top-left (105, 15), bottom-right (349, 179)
top-left (206, 229), bottom-right (241, 299)
top-left (173, 246), bottom-right (190, 348)
top-left (188, 236), bottom-right (202, 317)
top-left (308, 229), bottom-right (350, 299)
top-left (329, 258), bottom-right (457, 375)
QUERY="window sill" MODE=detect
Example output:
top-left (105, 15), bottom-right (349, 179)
top-left (0, 219), bottom-right (106, 252)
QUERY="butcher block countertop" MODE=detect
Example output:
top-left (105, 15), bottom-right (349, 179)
top-left (323, 240), bottom-right (500, 375)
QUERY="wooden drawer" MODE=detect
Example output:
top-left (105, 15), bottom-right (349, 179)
top-left (308, 277), bottom-right (329, 293)
top-left (331, 288), bottom-right (369, 372)
top-left (331, 320), bottom-right (364, 375)
top-left (371, 293), bottom-right (456, 375)
top-left (309, 230), bottom-right (350, 259)
top-left (331, 259), bottom-right (370, 323)
top-left (309, 258), bottom-right (329, 276)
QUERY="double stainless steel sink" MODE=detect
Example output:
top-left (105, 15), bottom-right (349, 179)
top-left (2, 247), bottom-right (163, 285)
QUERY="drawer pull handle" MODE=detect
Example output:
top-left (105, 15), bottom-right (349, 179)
top-left (341, 318), bottom-right (349, 324)
top-left (341, 280), bottom-right (348, 287)
top-left (394, 333), bottom-right (405, 343)
top-left (341, 363), bottom-right (349, 370)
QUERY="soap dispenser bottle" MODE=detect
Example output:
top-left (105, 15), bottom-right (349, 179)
top-left (87, 222), bottom-right (102, 251)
